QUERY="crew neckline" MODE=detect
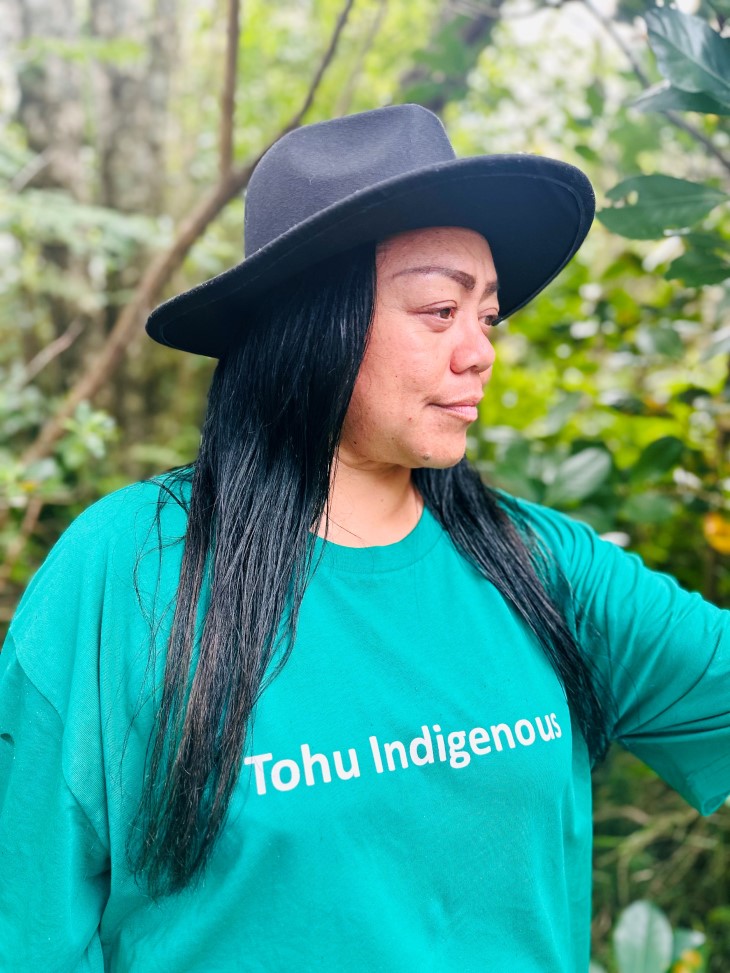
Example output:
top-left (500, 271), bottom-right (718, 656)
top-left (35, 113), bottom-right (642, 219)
top-left (309, 505), bottom-right (444, 575)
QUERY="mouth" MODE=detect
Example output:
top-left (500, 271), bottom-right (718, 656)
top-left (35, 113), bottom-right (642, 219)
top-left (432, 401), bottom-right (480, 422)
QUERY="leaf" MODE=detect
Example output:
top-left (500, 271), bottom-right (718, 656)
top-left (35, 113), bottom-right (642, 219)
top-left (634, 324), bottom-right (684, 358)
top-left (529, 391), bottom-right (585, 436)
top-left (620, 492), bottom-right (677, 524)
top-left (700, 326), bottom-right (730, 361)
top-left (571, 505), bottom-right (616, 534)
top-left (631, 436), bottom-right (685, 482)
top-left (631, 81), bottom-right (730, 116)
top-left (613, 900), bottom-right (673, 973)
top-left (20, 36), bottom-right (145, 66)
top-left (645, 10), bottom-right (730, 108)
top-left (671, 927), bottom-right (706, 963)
top-left (598, 175), bottom-right (728, 240)
top-left (665, 249), bottom-right (730, 286)
top-left (544, 448), bottom-right (612, 505)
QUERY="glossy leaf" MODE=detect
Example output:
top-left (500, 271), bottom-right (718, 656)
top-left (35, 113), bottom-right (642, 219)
top-left (598, 175), bottom-right (728, 240)
top-left (631, 81), bottom-right (730, 116)
top-left (634, 324), bottom-right (685, 358)
top-left (613, 900), bottom-right (673, 973)
top-left (631, 436), bottom-right (685, 481)
top-left (619, 492), bottom-right (677, 525)
top-left (544, 448), bottom-right (612, 505)
top-left (665, 249), bottom-right (730, 286)
top-left (670, 927), bottom-right (706, 963)
top-left (645, 9), bottom-right (730, 107)
top-left (700, 326), bottom-right (730, 361)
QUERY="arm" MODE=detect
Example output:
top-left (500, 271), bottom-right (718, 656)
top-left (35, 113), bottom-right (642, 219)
top-left (512, 496), bottom-right (730, 815)
top-left (0, 632), bottom-right (109, 972)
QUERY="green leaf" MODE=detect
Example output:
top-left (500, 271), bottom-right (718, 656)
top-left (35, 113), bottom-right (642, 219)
top-left (634, 324), bottom-right (685, 358)
top-left (665, 249), bottom-right (730, 286)
top-left (20, 36), bottom-right (145, 66)
top-left (700, 326), bottom-right (730, 361)
top-left (598, 175), bottom-right (728, 240)
top-left (620, 492), bottom-right (677, 524)
top-left (631, 81), bottom-right (730, 116)
top-left (631, 436), bottom-right (685, 481)
top-left (571, 505), bottom-right (616, 534)
top-left (613, 901), bottom-right (673, 973)
top-left (645, 9), bottom-right (730, 108)
top-left (671, 927), bottom-right (706, 962)
top-left (544, 448), bottom-right (612, 505)
top-left (528, 391), bottom-right (585, 437)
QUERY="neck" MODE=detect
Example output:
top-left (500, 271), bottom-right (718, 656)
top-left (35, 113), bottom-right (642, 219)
top-left (315, 453), bottom-right (423, 547)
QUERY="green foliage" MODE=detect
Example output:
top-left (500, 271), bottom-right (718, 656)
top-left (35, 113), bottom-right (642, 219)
top-left (601, 4), bottom-right (730, 316)
top-left (592, 900), bottom-right (708, 973)
top-left (1, 0), bottom-right (729, 966)
top-left (614, 901), bottom-right (675, 973)
top-left (598, 174), bottom-right (728, 240)
top-left (632, 82), bottom-right (730, 117)
top-left (18, 36), bottom-right (146, 67)
top-left (644, 10), bottom-right (730, 108)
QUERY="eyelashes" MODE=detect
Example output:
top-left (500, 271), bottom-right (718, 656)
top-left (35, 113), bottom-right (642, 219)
top-left (430, 307), bottom-right (500, 329)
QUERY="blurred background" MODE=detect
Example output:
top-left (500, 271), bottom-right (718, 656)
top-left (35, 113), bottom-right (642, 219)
top-left (1, 0), bottom-right (728, 967)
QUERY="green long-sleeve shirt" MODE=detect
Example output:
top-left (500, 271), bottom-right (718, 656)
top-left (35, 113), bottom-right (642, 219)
top-left (1, 473), bottom-right (728, 972)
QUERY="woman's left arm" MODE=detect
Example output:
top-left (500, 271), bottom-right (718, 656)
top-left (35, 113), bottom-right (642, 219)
top-left (515, 496), bottom-right (730, 815)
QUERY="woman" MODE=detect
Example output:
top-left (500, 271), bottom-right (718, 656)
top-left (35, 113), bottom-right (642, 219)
top-left (1, 104), bottom-right (728, 973)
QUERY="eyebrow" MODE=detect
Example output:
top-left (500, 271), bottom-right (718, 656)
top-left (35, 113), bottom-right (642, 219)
top-left (391, 265), bottom-right (500, 301)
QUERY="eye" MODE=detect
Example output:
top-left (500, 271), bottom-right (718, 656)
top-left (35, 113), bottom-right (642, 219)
top-left (430, 307), bottom-right (500, 327)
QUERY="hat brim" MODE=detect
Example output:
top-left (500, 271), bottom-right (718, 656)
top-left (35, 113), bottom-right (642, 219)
top-left (146, 154), bottom-right (594, 358)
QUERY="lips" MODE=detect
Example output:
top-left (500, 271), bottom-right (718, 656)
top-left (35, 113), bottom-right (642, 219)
top-left (433, 399), bottom-right (481, 421)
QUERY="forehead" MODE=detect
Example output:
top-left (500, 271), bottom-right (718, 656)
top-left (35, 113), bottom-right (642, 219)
top-left (376, 226), bottom-right (494, 271)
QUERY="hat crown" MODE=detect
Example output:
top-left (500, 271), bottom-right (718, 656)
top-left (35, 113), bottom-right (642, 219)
top-left (243, 104), bottom-right (455, 257)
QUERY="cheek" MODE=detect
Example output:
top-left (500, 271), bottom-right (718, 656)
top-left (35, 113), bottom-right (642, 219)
top-left (350, 322), bottom-right (444, 430)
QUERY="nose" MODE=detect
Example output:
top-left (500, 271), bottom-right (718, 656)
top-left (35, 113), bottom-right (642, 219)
top-left (450, 315), bottom-right (496, 376)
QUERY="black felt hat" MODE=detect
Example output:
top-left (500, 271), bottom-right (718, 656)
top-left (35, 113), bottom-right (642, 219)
top-left (145, 104), bottom-right (595, 358)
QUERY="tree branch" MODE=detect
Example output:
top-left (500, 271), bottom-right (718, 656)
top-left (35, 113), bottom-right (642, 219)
top-left (0, 0), bottom-right (355, 580)
top-left (219, 0), bottom-right (241, 178)
top-left (1, 496), bottom-right (45, 585)
top-left (582, 0), bottom-right (730, 177)
top-left (334, 0), bottom-right (387, 117)
top-left (16, 319), bottom-right (84, 390)
top-left (1, 0), bottom-right (360, 582)
top-left (663, 111), bottom-right (730, 177)
top-left (282, 0), bottom-right (357, 132)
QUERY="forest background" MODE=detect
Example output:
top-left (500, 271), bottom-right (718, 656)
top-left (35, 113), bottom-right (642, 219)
top-left (1, 0), bottom-right (728, 968)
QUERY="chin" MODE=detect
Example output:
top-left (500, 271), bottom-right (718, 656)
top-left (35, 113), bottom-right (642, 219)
top-left (412, 442), bottom-right (467, 469)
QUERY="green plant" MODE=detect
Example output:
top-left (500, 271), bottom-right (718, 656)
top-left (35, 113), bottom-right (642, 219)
top-left (592, 900), bottom-right (707, 973)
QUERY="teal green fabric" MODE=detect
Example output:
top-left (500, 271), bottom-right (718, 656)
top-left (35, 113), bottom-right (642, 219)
top-left (1, 474), bottom-right (728, 972)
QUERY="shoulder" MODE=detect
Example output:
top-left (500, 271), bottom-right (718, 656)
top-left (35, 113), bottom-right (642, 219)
top-left (10, 468), bottom-right (194, 638)
top-left (62, 468), bottom-right (192, 547)
top-left (492, 487), bottom-right (601, 566)
top-left (51, 467), bottom-right (191, 558)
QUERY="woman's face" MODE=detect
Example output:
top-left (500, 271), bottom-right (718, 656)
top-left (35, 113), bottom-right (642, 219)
top-left (340, 226), bottom-right (499, 471)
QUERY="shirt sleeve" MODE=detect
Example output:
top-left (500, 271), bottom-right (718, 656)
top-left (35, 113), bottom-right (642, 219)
top-left (0, 632), bottom-right (109, 971)
top-left (510, 495), bottom-right (730, 816)
top-left (0, 490), bottom-right (129, 971)
top-left (0, 475), bottom-right (198, 970)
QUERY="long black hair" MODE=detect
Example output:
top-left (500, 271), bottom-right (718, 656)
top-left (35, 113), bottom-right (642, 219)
top-left (128, 239), bottom-right (613, 899)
